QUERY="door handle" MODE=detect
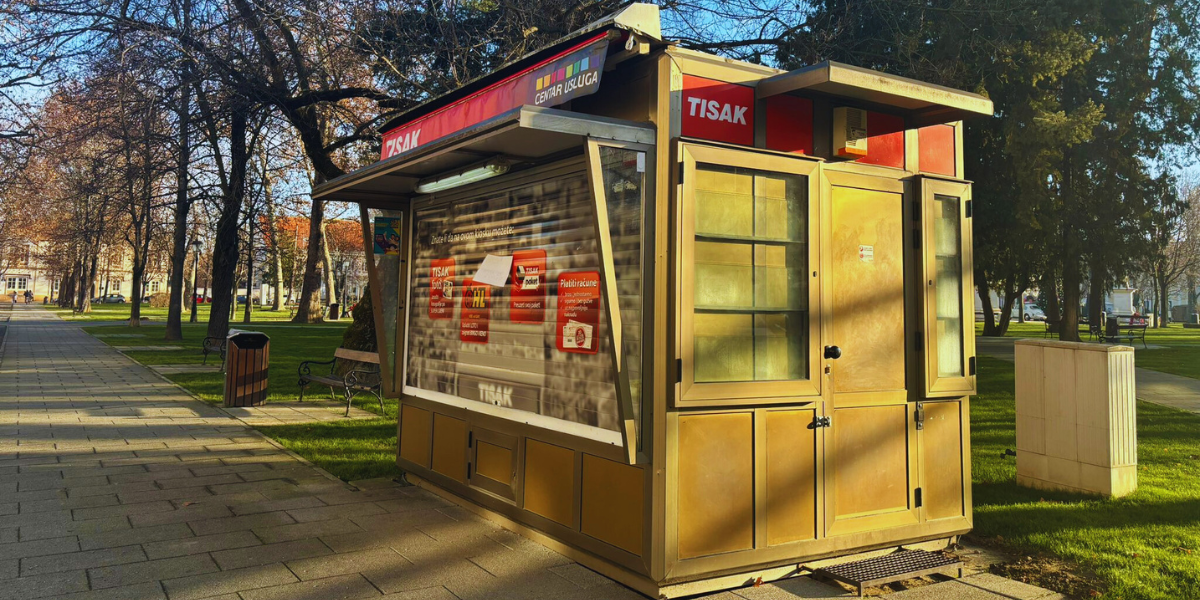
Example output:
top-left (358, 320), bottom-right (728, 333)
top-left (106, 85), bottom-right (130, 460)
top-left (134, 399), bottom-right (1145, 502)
top-left (823, 345), bottom-right (842, 360)
top-left (808, 416), bottom-right (832, 429)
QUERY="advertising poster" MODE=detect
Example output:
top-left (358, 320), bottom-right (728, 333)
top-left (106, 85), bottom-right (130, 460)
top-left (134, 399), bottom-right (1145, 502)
top-left (510, 249), bottom-right (547, 323)
top-left (373, 217), bottom-right (402, 255)
top-left (556, 271), bottom-right (601, 354)
top-left (459, 279), bottom-right (491, 343)
top-left (429, 258), bottom-right (455, 319)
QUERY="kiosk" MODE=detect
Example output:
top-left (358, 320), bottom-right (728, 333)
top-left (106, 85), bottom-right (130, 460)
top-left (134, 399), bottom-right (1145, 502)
top-left (315, 5), bottom-right (991, 596)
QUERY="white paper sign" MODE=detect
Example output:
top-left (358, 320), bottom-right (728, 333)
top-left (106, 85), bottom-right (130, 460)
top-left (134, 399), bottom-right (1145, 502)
top-left (636, 152), bottom-right (646, 173)
top-left (858, 245), bottom-right (874, 263)
top-left (473, 254), bottom-right (513, 287)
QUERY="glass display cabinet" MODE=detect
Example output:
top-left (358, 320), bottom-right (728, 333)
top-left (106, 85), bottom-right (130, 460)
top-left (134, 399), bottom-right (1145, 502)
top-left (313, 4), bottom-right (992, 597)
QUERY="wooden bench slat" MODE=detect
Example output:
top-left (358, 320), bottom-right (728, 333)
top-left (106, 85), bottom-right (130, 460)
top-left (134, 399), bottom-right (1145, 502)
top-left (334, 348), bottom-right (380, 364)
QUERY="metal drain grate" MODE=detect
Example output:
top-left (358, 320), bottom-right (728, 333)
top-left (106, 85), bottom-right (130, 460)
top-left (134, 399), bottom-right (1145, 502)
top-left (810, 549), bottom-right (963, 597)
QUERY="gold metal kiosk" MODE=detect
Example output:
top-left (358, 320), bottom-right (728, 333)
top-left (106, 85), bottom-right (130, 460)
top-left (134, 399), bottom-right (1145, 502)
top-left (314, 5), bottom-right (992, 597)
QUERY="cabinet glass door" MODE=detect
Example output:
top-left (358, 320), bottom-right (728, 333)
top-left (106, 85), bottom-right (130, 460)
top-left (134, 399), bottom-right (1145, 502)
top-left (920, 178), bottom-right (975, 396)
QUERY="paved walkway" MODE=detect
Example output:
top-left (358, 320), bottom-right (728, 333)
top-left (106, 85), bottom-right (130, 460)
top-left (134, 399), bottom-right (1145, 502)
top-left (976, 336), bottom-right (1200, 413)
top-left (0, 305), bottom-right (1058, 599)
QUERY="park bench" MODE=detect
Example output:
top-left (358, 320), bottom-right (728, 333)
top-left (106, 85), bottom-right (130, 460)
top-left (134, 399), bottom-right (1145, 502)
top-left (298, 347), bottom-right (383, 416)
top-left (202, 336), bottom-right (227, 366)
top-left (1104, 319), bottom-right (1148, 349)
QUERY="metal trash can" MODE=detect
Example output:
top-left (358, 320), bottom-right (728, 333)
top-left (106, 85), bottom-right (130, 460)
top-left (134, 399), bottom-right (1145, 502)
top-left (328, 302), bottom-right (340, 320)
top-left (223, 329), bottom-right (270, 407)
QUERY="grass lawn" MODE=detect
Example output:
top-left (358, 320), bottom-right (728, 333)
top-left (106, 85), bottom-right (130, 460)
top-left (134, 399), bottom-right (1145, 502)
top-left (82, 320), bottom-right (403, 481)
top-left (51, 302), bottom-right (299, 323)
top-left (972, 356), bottom-right (1200, 599)
top-left (977, 320), bottom-right (1200, 381)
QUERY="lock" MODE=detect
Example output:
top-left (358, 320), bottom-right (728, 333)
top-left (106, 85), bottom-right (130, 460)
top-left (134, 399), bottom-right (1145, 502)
top-left (823, 345), bottom-right (842, 360)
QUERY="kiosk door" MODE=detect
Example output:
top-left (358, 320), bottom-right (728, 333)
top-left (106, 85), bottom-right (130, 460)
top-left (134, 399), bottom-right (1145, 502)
top-left (823, 173), bottom-right (920, 536)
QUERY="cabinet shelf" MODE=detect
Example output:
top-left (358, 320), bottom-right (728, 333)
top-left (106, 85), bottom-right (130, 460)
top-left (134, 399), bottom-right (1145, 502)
top-left (695, 233), bottom-right (806, 246)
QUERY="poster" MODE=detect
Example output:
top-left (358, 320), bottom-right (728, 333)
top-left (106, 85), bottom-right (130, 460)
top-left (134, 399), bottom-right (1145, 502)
top-left (459, 279), bottom-right (491, 344)
top-left (510, 249), bottom-right (547, 323)
top-left (556, 271), bottom-right (601, 354)
top-left (429, 258), bottom-right (455, 319)
top-left (373, 217), bottom-right (402, 255)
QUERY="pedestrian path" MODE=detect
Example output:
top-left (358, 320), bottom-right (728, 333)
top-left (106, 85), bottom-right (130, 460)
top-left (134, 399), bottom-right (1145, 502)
top-left (976, 335), bottom-right (1200, 414)
top-left (0, 305), bottom-right (1059, 599)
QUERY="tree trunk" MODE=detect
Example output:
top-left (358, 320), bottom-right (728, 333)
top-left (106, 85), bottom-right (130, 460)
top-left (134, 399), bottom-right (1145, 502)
top-left (978, 270), bottom-right (1000, 336)
top-left (205, 107), bottom-right (248, 340)
top-left (1044, 269), bottom-right (1060, 335)
top-left (1159, 276), bottom-right (1170, 328)
top-left (264, 189), bottom-right (284, 311)
top-left (292, 197), bottom-right (325, 323)
top-left (1088, 270), bottom-right (1104, 327)
top-left (129, 255), bottom-right (144, 327)
top-left (321, 220), bottom-right (336, 318)
top-left (79, 255), bottom-right (98, 313)
top-left (997, 280), bottom-right (1017, 336)
top-left (243, 216), bottom-right (254, 324)
top-left (1060, 253), bottom-right (1081, 342)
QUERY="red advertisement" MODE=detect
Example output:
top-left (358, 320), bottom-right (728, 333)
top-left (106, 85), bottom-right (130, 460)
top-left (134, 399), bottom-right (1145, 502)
top-left (510, 249), bottom-right (547, 323)
top-left (429, 258), bottom-right (455, 320)
top-left (681, 75), bottom-right (755, 146)
top-left (460, 279), bottom-right (491, 344)
top-left (381, 35), bottom-right (609, 161)
top-left (555, 271), bottom-right (601, 354)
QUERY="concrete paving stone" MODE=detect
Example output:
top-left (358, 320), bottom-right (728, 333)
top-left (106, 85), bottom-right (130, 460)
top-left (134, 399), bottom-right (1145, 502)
top-left (286, 546), bottom-right (407, 581)
top-left (20, 476), bottom-right (108, 492)
top-left (127, 504), bottom-right (233, 528)
top-left (377, 587), bottom-right (459, 600)
top-left (320, 527), bottom-right (441, 556)
top-left (0, 558), bottom-right (15, 580)
top-left (87, 554), bottom-right (220, 590)
top-left (882, 580), bottom-right (1019, 600)
top-left (156, 474), bottom-right (244, 490)
top-left (547, 564), bottom-right (613, 590)
top-left (188, 511), bottom-right (296, 536)
top-left (317, 489), bottom-right (413, 506)
top-left (212, 538), bottom-right (332, 570)
top-left (238, 573), bottom-right (383, 600)
top-left (20, 494), bottom-right (120, 514)
top-left (236, 468), bottom-right (316, 483)
top-left (0, 488), bottom-right (67, 504)
top-left (189, 463), bottom-right (270, 477)
top-left (468, 542), bottom-right (572, 578)
top-left (78, 523), bottom-right (194, 551)
top-left (160, 563), bottom-right (298, 600)
top-left (412, 515), bottom-right (499, 545)
top-left (455, 569), bottom-right (589, 600)
top-left (286, 502), bottom-right (388, 524)
top-left (60, 465), bottom-right (148, 479)
top-left (0, 509), bottom-right (74, 530)
top-left (0, 504), bottom-right (14, 517)
top-left (73, 500), bottom-right (175, 521)
top-left (0, 537), bottom-right (80, 561)
top-left (107, 468), bottom-right (193, 484)
top-left (115, 486), bottom-right (213, 505)
top-left (228, 496), bottom-right (326, 516)
top-left (39, 581), bottom-right (167, 600)
top-left (0, 528), bottom-right (17, 544)
top-left (142, 530), bottom-right (261, 560)
top-left (729, 576), bottom-right (853, 599)
top-left (207, 480), bottom-right (298, 497)
top-left (361, 559), bottom-right (497, 597)
top-left (20, 544), bottom-right (147, 576)
top-left (254, 517), bottom-right (364, 544)
top-left (374, 494), bottom-right (454, 515)
top-left (174, 491), bottom-right (268, 509)
top-left (19, 516), bottom-right (130, 542)
top-left (68, 481), bottom-right (157, 499)
top-left (953, 573), bottom-right (1065, 599)
top-left (0, 570), bottom-right (90, 600)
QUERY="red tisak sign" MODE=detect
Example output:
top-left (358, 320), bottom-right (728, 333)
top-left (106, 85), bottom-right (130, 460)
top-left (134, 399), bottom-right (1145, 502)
top-left (381, 34), bottom-right (610, 161)
top-left (429, 258), bottom-right (455, 319)
top-left (509, 249), bottom-right (547, 323)
top-left (681, 75), bottom-right (755, 146)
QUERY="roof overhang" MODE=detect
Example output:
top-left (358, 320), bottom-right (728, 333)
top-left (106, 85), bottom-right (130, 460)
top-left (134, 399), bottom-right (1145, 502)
top-left (757, 61), bottom-right (994, 127)
top-left (313, 106), bottom-right (655, 204)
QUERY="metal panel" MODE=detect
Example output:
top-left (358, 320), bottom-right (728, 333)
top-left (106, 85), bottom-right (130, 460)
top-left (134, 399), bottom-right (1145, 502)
top-left (431, 414), bottom-right (467, 483)
top-left (765, 409), bottom-right (817, 545)
top-left (523, 439), bottom-right (577, 527)
top-left (677, 412), bottom-right (754, 558)
top-left (921, 401), bottom-right (965, 520)
top-left (581, 454), bottom-right (645, 556)
top-left (399, 404), bottom-right (432, 468)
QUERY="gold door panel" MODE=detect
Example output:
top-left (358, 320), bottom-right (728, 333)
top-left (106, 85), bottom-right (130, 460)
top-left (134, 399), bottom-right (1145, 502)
top-left (921, 401), bottom-right (966, 520)
top-left (765, 409), bottom-right (818, 545)
top-left (678, 412), bottom-right (755, 558)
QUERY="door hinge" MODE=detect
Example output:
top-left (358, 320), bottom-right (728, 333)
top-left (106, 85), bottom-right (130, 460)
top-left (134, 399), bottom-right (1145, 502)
top-left (965, 200), bottom-right (973, 218)
top-left (676, 358), bottom-right (683, 383)
top-left (466, 462), bottom-right (472, 478)
top-left (678, 161), bottom-right (685, 182)
top-left (914, 331), bottom-right (924, 352)
top-left (911, 199), bottom-right (921, 222)
top-left (914, 487), bottom-right (923, 508)
top-left (969, 356), bottom-right (977, 376)
top-left (915, 402), bottom-right (925, 430)
top-left (912, 229), bottom-right (921, 250)
top-left (808, 416), bottom-right (832, 429)
top-left (468, 431), bottom-right (473, 447)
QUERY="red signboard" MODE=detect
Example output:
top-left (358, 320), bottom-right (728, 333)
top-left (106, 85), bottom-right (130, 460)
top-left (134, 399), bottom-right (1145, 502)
top-left (681, 75), bottom-right (755, 146)
top-left (765, 95), bottom-right (813, 155)
top-left (381, 34), bottom-right (610, 161)
top-left (510, 249), bottom-right (547, 323)
top-left (429, 258), bottom-right (455, 319)
top-left (460, 279), bottom-right (491, 344)
top-left (555, 271), bottom-right (601, 354)
top-left (856, 111), bottom-right (905, 169)
top-left (918, 124), bottom-right (956, 176)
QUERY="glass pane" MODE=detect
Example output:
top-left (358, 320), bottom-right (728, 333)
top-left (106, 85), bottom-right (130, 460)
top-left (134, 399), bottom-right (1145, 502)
top-left (692, 164), bottom-right (808, 383)
top-left (598, 146), bottom-right (646, 446)
top-left (933, 194), bottom-right (964, 378)
top-left (369, 209), bottom-right (404, 391)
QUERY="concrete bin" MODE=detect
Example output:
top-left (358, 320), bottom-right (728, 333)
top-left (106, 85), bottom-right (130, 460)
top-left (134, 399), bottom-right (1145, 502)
top-left (1015, 339), bottom-right (1137, 497)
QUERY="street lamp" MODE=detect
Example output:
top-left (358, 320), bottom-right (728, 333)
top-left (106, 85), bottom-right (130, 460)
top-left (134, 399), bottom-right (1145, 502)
top-left (189, 239), bottom-right (202, 323)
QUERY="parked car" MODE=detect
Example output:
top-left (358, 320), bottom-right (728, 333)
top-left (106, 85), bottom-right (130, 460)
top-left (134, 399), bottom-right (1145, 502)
top-left (236, 295), bottom-right (260, 305)
top-left (1022, 304), bottom-right (1046, 321)
top-left (98, 294), bottom-right (126, 304)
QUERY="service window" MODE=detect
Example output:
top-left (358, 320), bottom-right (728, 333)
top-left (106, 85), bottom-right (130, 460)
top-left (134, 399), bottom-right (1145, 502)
top-left (918, 176), bottom-right (976, 396)
top-left (402, 156), bottom-right (631, 450)
top-left (678, 144), bottom-right (821, 404)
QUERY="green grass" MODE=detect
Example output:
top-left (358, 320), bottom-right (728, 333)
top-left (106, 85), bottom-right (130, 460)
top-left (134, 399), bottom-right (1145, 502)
top-left (977, 321), bottom-right (1200, 381)
top-left (51, 303), bottom-right (299, 323)
top-left (972, 356), bottom-right (1200, 599)
top-left (82, 320), bottom-right (404, 481)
